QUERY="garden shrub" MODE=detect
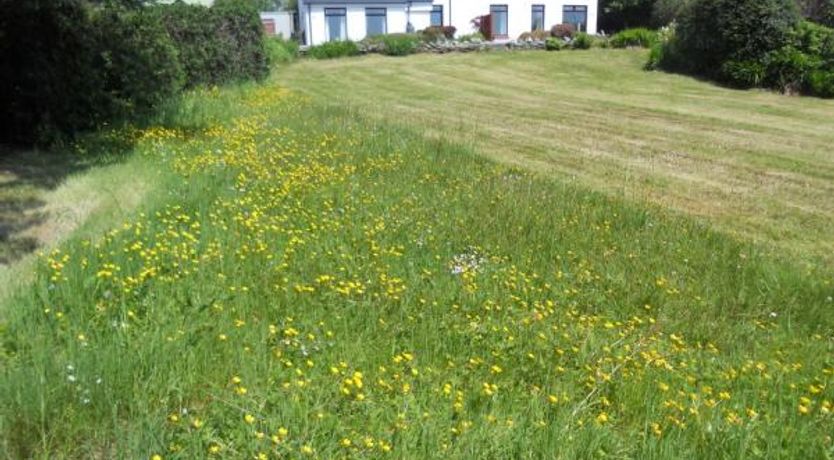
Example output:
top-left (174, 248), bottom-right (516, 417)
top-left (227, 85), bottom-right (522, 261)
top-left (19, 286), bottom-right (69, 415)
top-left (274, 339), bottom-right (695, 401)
top-left (646, 24), bottom-right (687, 70)
top-left (762, 45), bottom-right (820, 93)
top-left (472, 15), bottom-right (493, 40)
top-left (153, 0), bottom-right (268, 87)
top-left (646, 42), bottom-right (664, 69)
top-left (0, 0), bottom-right (272, 146)
top-left (826, 1), bottom-right (834, 27)
top-left (652, 0), bottom-right (693, 26)
top-left (308, 40), bottom-right (360, 59)
top-left (380, 33), bottom-right (420, 56)
top-left (266, 37), bottom-right (299, 64)
top-left (153, 2), bottom-right (216, 87)
top-left (551, 23), bottom-right (576, 39)
top-left (209, 0), bottom-right (270, 83)
top-left (0, 0), bottom-right (103, 145)
top-left (609, 28), bottom-right (659, 48)
top-left (809, 69), bottom-right (834, 96)
top-left (652, 1), bottom-right (834, 98)
top-left (458, 32), bottom-right (485, 42)
top-left (93, 7), bottom-right (184, 119)
top-left (672, 0), bottom-right (799, 79)
top-left (571, 32), bottom-right (594, 49)
top-left (794, 19), bottom-right (834, 59)
top-left (545, 37), bottom-right (565, 50)
top-left (0, 0), bottom-right (185, 145)
top-left (422, 25), bottom-right (456, 41)
top-left (720, 60), bottom-right (768, 87)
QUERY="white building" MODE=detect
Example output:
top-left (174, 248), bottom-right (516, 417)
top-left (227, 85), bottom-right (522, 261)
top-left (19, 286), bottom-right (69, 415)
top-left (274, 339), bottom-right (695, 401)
top-left (261, 11), bottom-right (296, 39)
top-left (298, 0), bottom-right (597, 46)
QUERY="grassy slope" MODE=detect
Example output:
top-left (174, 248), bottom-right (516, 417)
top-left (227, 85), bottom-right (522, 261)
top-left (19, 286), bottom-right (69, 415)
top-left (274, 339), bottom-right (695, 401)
top-left (0, 148), bottom-right (158, 307)
top-left (274, 49), bottom-right (834, 264)
top-left (0, 59), bottom-right (832, 459)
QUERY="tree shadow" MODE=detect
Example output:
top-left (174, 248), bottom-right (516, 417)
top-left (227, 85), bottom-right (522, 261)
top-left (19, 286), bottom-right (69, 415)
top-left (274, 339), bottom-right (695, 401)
top-left (0, 140), bottom-right (127, 265)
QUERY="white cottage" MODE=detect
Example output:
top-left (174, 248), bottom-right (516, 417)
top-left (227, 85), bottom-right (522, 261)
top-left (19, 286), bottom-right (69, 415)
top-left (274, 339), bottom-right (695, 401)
top-left (298, 0), bottom-right (598, 46)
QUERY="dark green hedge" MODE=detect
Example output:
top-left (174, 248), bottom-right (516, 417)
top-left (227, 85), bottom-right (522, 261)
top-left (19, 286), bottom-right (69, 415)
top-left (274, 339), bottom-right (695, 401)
top-left (154, 0), bottom-right (269, 88)
top-left (651, 0), bottom-right (834, 98)
top-left (0, 0), bottom-right (269, 146)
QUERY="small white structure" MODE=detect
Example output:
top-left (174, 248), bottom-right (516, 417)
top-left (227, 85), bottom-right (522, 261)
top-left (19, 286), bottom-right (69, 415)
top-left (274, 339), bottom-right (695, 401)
top-left (298, 0), bottom-right (597, 46)
top-left (261, 11), bottom-right (295, 39)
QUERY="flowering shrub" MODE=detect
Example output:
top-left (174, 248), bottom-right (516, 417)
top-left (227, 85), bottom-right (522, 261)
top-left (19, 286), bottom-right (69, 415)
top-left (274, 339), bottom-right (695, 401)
top-left (551, 23), bottom-right (576, 39)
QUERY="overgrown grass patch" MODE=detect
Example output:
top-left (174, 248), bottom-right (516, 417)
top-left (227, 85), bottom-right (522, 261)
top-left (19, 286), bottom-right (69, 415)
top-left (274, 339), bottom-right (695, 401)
top-left (1, 80), bottom-right (832, 458)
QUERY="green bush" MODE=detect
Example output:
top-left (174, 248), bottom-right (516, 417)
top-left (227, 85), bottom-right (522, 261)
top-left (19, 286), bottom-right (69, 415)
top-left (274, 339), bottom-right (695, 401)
top-left (153, 0), bottom-right (269, 87)
top-left (0, 0), bottom-right (271, 146)
top-left (571, 32), bottom-right (594, 49)
top-left (826, 2), bottom-right (834, 27)
top-left (720, 59), bottom-right (768, 87)
top-left (0, 0), bottom-right (101, 144)
top-left (266, 37), bottom-right (299, 65)
top-left (652, 3), bottom-right (834, 98)
top-left (308, 40), bottom-right (360, 59)
top-left (545, 37), bottom-right (566, 50)
top-left (794, 19), bottom-right (834, 59)
top-left (380, 33), bottom-right (420, 56)
top-left (673, 0), bottom-right (799, 79)
top-left (93, 7), bottom-right (184, 119)
top-left (653, 0), bottom-right (693, 26)
top-left (210, 0), bottom-right (270, 83)
top-left (809, 69), bottom-right (834, 96)
top-left (763, 45), bottom-right (819, 92)
top-left (153, 2), bottom-right (216, 87)
top-left (0, 0), bottom-right (186, 145)
top-left (458, 32), bottom-right (485, 42)
top-left (609, 28), bottom-right (659, 48)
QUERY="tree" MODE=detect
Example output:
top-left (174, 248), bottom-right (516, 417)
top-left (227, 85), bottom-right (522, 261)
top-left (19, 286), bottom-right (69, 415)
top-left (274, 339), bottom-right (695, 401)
top-left (652, 0), bottom-right (691, 26)
top-left (674, 0), bottom-right (799, 78)
top-left (599, 0), bottom-right (656, 32)
top-left (255, 0), bottom-right (296, 11)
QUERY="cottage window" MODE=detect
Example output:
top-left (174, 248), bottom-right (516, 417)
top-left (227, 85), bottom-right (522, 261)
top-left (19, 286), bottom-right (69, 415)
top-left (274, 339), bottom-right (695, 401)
top-left (532, 5), bottom-right (545, 31)
top-left (325, 8), bottom-right (347, 42)
top-left (366, 8), bottom-right (387, 36)
top-left (431, 5), bottom-right (444, 27)
top-left (563, 5), bottom-right (587, 32)
top-left (490, 4), bottom-right (508, 37)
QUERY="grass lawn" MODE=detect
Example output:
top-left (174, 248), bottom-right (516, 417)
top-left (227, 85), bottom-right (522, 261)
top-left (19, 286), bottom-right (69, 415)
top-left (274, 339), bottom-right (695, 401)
top-left (0, 145), bottom-right (155, 306)
top-left (0, 53), bottom-right (832, 459)
top-left (275, 49), bottom-right (834, 265)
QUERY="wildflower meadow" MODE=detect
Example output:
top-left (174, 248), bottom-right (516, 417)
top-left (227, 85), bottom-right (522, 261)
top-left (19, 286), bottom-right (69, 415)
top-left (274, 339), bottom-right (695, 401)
top-left (1, 83), bottom-right (832, 459)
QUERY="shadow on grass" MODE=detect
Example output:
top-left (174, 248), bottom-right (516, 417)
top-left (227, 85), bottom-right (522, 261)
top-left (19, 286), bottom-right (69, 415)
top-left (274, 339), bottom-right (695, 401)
top-left (0, 138), bottom-right (130, 265)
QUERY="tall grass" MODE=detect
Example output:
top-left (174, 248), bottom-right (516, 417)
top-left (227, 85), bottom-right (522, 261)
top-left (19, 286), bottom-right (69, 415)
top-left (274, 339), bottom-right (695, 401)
top-left (1, 81), bottom-right (832, 458)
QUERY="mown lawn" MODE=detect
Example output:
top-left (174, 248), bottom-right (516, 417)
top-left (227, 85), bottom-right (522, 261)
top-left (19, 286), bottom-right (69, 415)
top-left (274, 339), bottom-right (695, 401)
top-left (0, 54), bottom-right (832, 459)
top-left (275, 49), bottom-right (834, 265)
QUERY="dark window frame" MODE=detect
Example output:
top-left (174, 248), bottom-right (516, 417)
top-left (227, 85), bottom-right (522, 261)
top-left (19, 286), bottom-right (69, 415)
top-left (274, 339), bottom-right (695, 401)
top-left (490, 4), bottom-right (509, 38)
top-left (324, 7), bottom-right (347, 42)
top-left (365, 7), bottom-right (387, 36)
top-left (562, 5), bottom-right (588, 32)
top-left (532, 4), bottom-right (545, 31)
top-left (431, 4), bottom-right (444, 27)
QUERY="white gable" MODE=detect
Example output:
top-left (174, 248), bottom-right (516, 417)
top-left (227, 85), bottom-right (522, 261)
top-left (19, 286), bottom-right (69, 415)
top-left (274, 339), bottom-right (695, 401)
top-left (298, 0), bottom-right (597, 46)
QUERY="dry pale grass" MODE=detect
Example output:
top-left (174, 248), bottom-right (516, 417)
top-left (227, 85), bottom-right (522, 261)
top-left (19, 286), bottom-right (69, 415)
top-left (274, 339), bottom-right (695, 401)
top-left (275, 49), bottom-right (834, 263)
top-left (0, 152), bottom-right (151, 305)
